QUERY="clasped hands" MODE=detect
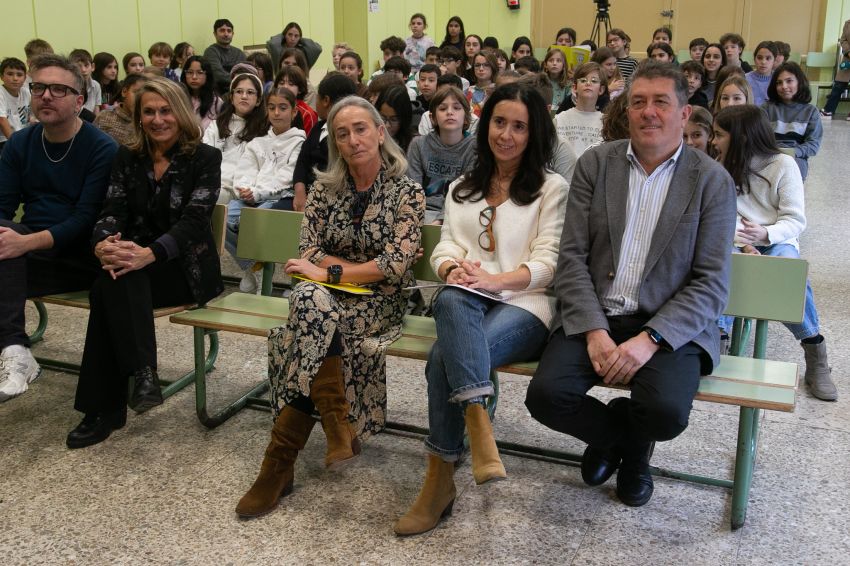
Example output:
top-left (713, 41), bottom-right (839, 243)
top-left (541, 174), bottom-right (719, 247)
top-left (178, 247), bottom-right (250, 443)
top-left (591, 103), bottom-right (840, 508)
top-left (736, 219), bottom-right (767, 246)
top-left (96, 233), bottom-right (155, 279)
top-left (237, 187), bottom-right (256, 205)
top-left (445, 258), bottom-right (501, 291)
top-left (586, 328), bottom-right (660, 386)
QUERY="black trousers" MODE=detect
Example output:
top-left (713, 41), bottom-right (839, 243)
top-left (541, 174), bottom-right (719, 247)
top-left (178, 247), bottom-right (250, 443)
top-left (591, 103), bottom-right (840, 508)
top-left (525, 315), bottom-right (705, 455)
top-left (73, 259), bottom-right (193, 415)
top-left (0, 219), bottom-right (100, 350)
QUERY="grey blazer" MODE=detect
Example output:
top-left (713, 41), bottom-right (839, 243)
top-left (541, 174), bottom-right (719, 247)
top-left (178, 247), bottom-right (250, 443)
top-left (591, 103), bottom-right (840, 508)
top-left (553, 139), bottom-right (737, 371)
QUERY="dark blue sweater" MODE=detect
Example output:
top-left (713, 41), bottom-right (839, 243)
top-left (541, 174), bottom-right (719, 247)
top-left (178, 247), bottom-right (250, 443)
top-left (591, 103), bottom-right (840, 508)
top-left (0, 122), bottom-right (117, 250)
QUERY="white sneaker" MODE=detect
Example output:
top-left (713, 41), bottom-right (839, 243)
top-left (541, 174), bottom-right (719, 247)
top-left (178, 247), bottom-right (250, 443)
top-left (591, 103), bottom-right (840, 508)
top-left (0, 345), bottom-right (42, 402)
top-left (239, 266), bottom-right (260, 294)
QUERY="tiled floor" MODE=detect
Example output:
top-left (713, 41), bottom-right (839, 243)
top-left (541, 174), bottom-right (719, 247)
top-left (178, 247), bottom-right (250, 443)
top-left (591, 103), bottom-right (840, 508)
top-left (2, 121), bottom-right (849, 565)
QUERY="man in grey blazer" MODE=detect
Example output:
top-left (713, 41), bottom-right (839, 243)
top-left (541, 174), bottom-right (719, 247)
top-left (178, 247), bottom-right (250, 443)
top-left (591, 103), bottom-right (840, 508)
top-left (525, 62), bottom-right (737, 507)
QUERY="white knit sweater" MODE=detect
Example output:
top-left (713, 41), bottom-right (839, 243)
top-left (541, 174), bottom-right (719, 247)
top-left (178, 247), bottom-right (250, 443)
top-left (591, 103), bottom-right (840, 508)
top-left (234, 126), bottom-right (306, 202)
top-left (202, 115), bottom-right (247, 203)
top-left (431, 172), bottom-right (569, 327)
top-left (735, 153), bottom-right (806, 249)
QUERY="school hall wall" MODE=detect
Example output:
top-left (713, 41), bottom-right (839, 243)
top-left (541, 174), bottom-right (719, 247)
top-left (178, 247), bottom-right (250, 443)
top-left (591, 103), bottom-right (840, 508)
top-left (3, 0), bottom-right (846, 81)
top-left (0, 0), bottom-right (335, 76)
top-left (532, 0), bottom-right (829, 59)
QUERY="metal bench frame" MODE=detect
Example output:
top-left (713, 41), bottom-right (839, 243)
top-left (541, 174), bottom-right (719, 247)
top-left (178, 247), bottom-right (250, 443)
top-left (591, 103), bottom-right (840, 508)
top-left (169, 210), bottom-right (807, 530)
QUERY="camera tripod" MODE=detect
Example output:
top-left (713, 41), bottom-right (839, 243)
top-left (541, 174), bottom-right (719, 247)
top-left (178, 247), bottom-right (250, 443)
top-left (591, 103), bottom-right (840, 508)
top-left (589, 7), bottom-right (612, 47)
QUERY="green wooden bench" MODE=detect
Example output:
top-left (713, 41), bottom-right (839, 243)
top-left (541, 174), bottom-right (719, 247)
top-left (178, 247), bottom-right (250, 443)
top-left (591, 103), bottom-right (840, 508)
top-left (169, 208), bottom-right (806, 530)
top-left (25, 204), bottom-right (227, 400)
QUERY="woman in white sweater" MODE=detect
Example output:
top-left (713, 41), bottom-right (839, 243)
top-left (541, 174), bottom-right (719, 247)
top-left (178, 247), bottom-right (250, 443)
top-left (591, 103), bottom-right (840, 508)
top-left (225, 88), bottom-right (306, 291)
top-left (712, 105), bottom-right (836, 401)
top-left (394, 83), bottom-right (568, 536)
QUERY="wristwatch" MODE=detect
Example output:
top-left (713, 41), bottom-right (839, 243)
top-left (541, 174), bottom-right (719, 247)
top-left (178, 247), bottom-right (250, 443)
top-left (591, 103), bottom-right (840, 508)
top-left (643, 327), bottom-right (665, 347)
top-left (327, 265), bottom-right (343, 284)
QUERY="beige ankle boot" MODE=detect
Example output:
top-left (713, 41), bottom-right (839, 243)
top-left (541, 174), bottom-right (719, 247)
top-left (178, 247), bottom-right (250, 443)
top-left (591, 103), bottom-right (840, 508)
top-left (464, 403), bottom-right (507, 484)
top-left (235, 406), bottom-right (316, 518)
top-left (802, 339), bottom-right (837, 401)
top-left (309, 355), bottom-right (361, 468)
top-left (393, 454), bottom-right (457, 536)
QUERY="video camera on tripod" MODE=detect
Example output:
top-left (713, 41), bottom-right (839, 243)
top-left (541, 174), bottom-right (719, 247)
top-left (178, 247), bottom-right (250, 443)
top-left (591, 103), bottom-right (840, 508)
top-left (590, 0), bottom-right (612, 45)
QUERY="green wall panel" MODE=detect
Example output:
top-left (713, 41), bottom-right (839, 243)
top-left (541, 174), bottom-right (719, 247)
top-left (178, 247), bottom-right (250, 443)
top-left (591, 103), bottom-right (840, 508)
top-left (34, 0), bottom-right (93, 55)
top-left (303, 0), bottom-right (335, 70)
top-left (180, 0), bottom-right (220, 59)
top-left (89, 0), bottom-right (139, 66)
top-left (138, 0), bottom-right (183, 55)
top-left (2, 3), bottom-right (36, 61)
top-left (252, 0), bottom-right (284, 49)
top-left (219, 0), bottom-right (255, 48)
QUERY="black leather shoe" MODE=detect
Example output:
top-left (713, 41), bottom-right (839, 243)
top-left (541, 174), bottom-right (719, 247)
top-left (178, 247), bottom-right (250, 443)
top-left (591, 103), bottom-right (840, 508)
top-left (66, 411), bottom-right (127, 449)
top-left (581, 397), bottom-right (630, 486)
top-left (129, 367), bottom-right (163, 414)
top-left (616, 442), bottom-right (656, 507)
top-left (581, 445), bottom-right (621, 486)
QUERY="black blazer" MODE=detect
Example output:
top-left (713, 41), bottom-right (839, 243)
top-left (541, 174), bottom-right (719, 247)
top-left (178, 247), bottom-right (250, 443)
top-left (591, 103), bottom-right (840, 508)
top-left (92, 143), bottom-right (224, 304)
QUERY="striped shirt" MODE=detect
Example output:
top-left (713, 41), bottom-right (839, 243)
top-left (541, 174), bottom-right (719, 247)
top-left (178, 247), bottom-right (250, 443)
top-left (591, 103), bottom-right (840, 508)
top-left (600, 142), bottom-right (683, 316)
top-left (615, 56), bottom-right (639, 83)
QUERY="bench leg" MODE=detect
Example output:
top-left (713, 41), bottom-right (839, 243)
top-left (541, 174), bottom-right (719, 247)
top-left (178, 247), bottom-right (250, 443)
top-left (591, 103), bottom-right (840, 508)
top-left (260, 263), bottom-right (275, 296)
top-left (731, 406), bottom-right (761, 530)
top-left (159, 329), bottom-right (219, 399)
top-left (192, 327), bottom-right (270, 428)
top-left (28, 301), bottom-right (49, 345)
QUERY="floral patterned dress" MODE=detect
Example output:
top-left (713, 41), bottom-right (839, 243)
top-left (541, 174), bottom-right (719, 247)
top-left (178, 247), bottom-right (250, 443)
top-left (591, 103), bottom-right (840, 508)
top-left (268, 170), bottom-right (424, 439)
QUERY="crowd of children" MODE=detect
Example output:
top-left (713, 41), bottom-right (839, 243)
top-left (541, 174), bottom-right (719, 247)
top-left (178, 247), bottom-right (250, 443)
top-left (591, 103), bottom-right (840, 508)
top-left (0, 15), bottom-right (841, 400)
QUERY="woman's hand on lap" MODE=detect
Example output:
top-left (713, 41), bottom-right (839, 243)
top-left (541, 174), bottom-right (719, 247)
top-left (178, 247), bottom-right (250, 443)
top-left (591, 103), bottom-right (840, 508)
top-left (285, 258), bottom-right (326, 282)
top-left (458, 259), bottom-right (502, 292)
top-left (736, 219), bottom-right (768, 245)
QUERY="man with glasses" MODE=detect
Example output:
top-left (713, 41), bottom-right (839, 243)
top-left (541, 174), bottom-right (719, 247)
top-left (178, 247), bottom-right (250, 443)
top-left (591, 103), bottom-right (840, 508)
top-left (204, 18), bottom-right (246, 94)
top-left (0, 54), bottom-right (117, 402)
top-left (525, 62), bottom-right (736, 507)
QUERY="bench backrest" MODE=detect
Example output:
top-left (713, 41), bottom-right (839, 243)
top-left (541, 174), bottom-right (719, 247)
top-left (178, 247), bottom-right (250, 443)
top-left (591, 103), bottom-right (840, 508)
top-left (211, 204), bottom-right (226, 255)
top-left (236, 208), bottom-right (303, 263)
top-left (723, 253), bottom-right (808, 323)
top-left (414, 224), bottom-right (443, 282)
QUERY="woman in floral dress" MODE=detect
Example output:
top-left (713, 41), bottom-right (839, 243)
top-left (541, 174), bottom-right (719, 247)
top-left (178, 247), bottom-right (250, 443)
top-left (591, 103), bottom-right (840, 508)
top-left (236, 95), bottom-right (424, 518)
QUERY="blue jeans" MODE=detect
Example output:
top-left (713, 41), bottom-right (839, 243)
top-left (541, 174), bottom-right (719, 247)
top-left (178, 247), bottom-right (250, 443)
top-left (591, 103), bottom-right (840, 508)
top-left (424, 287), bottom-right (549, 460)
top-left (720, 244), bottom-right (819, 340)
top-left (225, 199), bottom-right (275, 270)
top-left (822, 80), bottom-right (849, 114)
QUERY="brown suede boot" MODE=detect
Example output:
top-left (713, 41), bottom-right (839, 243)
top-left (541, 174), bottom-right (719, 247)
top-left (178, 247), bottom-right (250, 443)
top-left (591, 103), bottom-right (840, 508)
top-left (464, 403), bottom-right (507, 485)
top-left (235, 406), bottom-right (316, 518)
top-left (393, 454), bottom-right (457, 536)
top-left (309, 355), bottom-right (361, 468)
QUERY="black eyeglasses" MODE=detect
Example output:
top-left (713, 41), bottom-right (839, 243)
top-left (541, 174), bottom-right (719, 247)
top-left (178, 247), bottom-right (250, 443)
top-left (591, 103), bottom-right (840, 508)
top-left (30, 82), bottom-right (80, 98)
top-left (478, 206), bottom-right (496, 252)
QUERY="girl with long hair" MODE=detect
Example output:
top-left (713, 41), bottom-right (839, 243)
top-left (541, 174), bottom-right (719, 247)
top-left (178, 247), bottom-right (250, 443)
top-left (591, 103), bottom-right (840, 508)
top-left (712, 104), bottom-right (835, 401)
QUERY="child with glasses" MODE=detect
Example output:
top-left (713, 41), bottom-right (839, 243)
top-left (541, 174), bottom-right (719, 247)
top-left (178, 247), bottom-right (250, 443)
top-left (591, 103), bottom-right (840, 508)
top-left (202, 73), bottom-right (268, 205)
top-left (467, 51), bottom-right (498, 117)
top-left (554, 62), bottom-right (606, 156)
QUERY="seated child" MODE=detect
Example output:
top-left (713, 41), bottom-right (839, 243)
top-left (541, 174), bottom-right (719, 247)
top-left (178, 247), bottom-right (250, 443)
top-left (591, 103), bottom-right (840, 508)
top-left (275, 65), bottom-right (318, 136)
top-left (228, 87), bottom-right (306, 292)
top-left (682, 60), bottom-right (709, 108)
top-left (0, 58), bottom-right (31, 152)
top-left (69, 49), bottom-right (101, 114)
top-left (554, 62), bottom-right (606, 156)
top-left (438, 46), bottom-right (469, 92)
top-left (406, 86), bottom-right (477, 224)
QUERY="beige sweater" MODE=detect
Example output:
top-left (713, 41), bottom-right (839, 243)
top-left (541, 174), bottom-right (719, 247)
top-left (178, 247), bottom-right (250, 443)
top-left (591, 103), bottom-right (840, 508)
top-left (431, 172), bottom-right (568, 327)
